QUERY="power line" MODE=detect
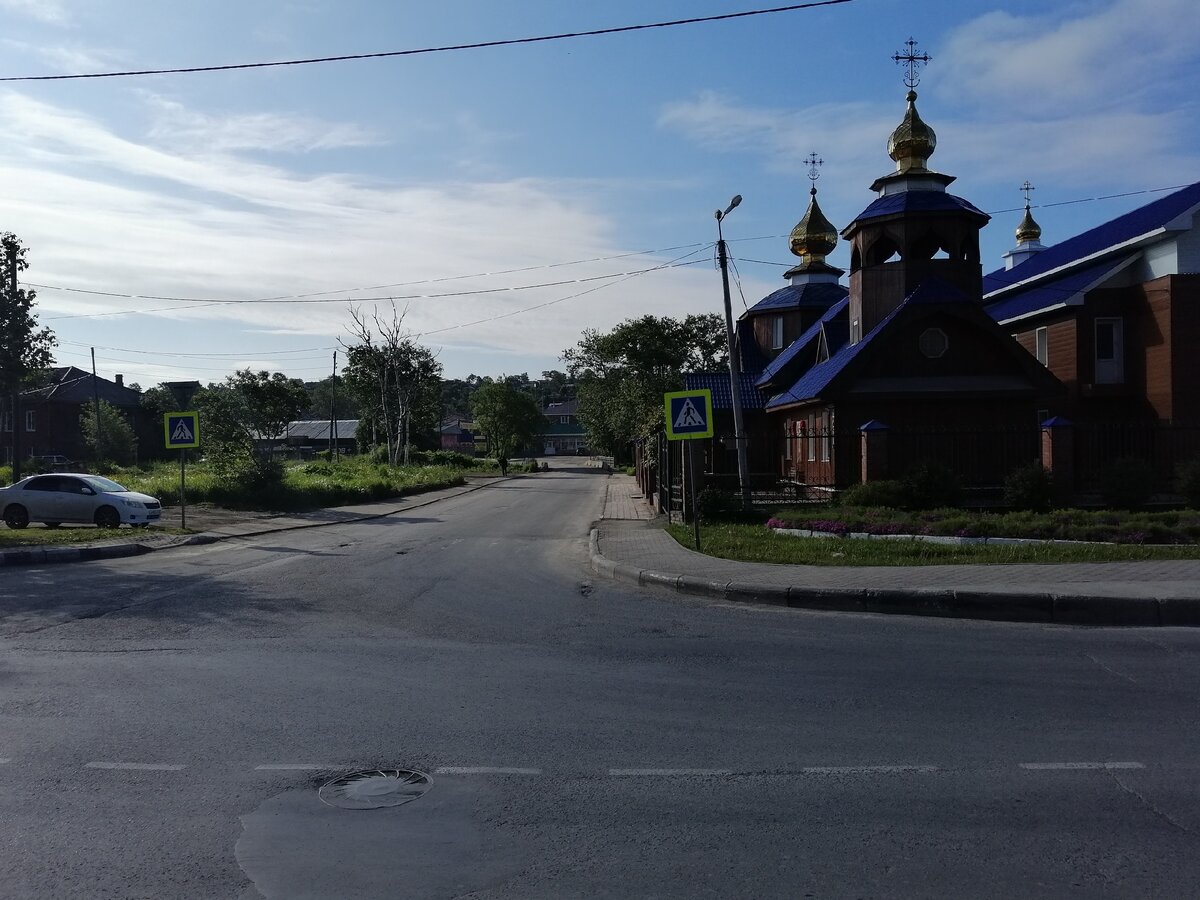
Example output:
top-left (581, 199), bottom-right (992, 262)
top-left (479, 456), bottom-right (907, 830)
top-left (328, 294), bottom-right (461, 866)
top-left (37, 256), bottom-right (710, 321)
top-left (0, 2), bottom-right (853, 83)
top-left (56, 338), bottom-right (337, 358)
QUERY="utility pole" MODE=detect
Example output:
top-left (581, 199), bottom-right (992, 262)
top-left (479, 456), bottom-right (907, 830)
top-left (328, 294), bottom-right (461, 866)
top-left (328, 350), bottom-right (338, 461)
top-left (8, 250), bottom-right (20, 481)
top-left (90, 347), bottom-right (102, 466)
top-left (715, 196), bottom-right (751, 510)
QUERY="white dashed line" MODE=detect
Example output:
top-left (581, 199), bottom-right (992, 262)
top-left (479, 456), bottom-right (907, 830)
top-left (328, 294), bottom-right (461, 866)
top-left (85, 762), bottom-right (186, 771)
top-left (609, 768), bottom-right (735, 777)
top-left (254, 764), bottom-right (342, 771)
top-left (434, 766), bottom-right (542, 775)
top-left (1020, 761), bottom-right (1145, 770)
top-left (801, 765), bottom-right (939, 775)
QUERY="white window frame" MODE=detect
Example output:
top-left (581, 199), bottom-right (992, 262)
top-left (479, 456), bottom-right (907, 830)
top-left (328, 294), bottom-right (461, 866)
top-left (784, 422), bottom-right (792, 461)
top-left (807, 414), bottom-right (816, 462)
top-left (1, 410), bottom-right (10, 432)
top-left (1035, 326), bottom-right (1048, 366)
top-left (820, 413), bottom-right (830, 462)
top-left (25, 410), bottom-right (35, 432)
top-left (1094, 317), bottom-right (1124, 384)
top-left (771, 315), bottom-right (784, 350)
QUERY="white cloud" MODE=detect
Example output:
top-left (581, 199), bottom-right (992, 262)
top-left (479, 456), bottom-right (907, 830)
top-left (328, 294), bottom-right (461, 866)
top-left (0, 0), bottom-right (68, 25)
top-left (0, 90), bottom-right (754, 383)
top-left (938, 0), bottom-right (1200, 115)
top-left (143, 95), bottom-right (383, 154)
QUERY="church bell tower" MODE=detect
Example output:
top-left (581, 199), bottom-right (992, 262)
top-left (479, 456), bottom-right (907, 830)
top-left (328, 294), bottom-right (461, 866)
top-left (841, 40), bottom-right (991, 343)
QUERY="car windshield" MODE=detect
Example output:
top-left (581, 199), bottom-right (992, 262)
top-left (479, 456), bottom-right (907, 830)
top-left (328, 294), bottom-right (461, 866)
top-left (80, 475), bottom-right (128, 493)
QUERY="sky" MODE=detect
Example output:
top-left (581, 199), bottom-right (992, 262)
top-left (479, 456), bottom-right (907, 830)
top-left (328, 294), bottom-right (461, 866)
top-left (1, 0), bottom-right (1197, 389)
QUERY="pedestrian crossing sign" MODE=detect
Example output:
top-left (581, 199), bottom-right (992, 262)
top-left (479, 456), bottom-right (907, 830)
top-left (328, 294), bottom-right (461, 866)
top-left (664, 389), bottom-right (713, 440)
top-left (164, 412), bottom-right (201, 449)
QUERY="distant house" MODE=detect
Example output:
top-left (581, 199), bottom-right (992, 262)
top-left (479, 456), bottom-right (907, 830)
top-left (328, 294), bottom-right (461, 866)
top-left (255, 420), bottom-right (360, 457)
top-left (440, 417), bottom-right (478, 454)
top-left (1, 367), bottom-right (149, 465)
top-left (540, 399), bottom-right (586, 455)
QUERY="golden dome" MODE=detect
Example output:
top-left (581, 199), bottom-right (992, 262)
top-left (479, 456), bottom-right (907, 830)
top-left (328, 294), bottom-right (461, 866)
top-left (789, 187), bottom-right (838, 261)
top-left (887, 89), bottom-right (937, 171)
top-left (1015, 204), bottom-right (1042, 243)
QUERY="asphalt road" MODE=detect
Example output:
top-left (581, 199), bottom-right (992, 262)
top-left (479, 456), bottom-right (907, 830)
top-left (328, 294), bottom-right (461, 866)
top-left (2, 463), bottom-right (1200, 899)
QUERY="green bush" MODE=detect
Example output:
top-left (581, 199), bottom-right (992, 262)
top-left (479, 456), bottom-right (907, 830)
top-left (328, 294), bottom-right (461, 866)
top-left (1003, 463), bottom-right (1054, 512)
top-left (840, 479), bottom-right (908, 509)
top-left (1100, 457), bottom-right (1158, 510)
top-left (0, 465), bottom-right (11, 486)
top-left (1177, 458), bottom-right (1200, 509)
top-left (903, 462), bottom-right (963, 509)
top-left (368, 444), bottom-right (390, 464)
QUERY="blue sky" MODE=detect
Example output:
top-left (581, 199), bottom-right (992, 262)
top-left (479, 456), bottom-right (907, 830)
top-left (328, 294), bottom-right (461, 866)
top-left (1, 0), bottom-right (1197, 387)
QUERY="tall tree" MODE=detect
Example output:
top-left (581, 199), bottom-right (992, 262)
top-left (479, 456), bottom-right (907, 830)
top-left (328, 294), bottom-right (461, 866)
top-left (470, 381), bottom-right (545, 475)
top-left (0, 233), bottom-right (56, 479)
top-left (561, 314), bottom-right (726, 462)
top-left (342, 305), bottom-right (442, 464)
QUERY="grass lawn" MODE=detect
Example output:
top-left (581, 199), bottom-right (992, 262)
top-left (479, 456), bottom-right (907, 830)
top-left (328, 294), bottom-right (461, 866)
top-left (0, 525), bottom-right (188, 549)
top-left (667, 522), bottom-right (1200, 566)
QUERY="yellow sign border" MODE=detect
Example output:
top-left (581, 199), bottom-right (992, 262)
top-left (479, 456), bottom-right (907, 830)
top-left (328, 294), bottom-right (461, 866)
top-left (664, 389), bottom-right (714, 440)
top-left (164, 412), bottom-right (201, 449)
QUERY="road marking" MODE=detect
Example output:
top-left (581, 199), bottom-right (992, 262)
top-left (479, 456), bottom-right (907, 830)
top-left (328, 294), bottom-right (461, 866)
top-left (1020, 761), bottom-right (1144, 770)
top-left (800, 765), bottom-right (939, 774)
top-left (0, 758), bottom-right (10, 764)
top-left (434, 766), bottom-right (542, 775)
top-left (609, 768), bottom-right (735, 777)
top-left (254, 764), bottom-right (343, 771)
top-left (85, 762), bottom-right (186, 771)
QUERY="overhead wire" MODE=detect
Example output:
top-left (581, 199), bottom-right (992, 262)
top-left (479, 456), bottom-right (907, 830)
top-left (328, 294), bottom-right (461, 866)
top-left (0, 2), bottom-right (853, 83)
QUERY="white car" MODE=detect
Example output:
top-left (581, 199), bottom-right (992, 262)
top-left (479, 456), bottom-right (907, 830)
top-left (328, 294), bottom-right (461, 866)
top-left (0, 473), bottom-right (162, 530)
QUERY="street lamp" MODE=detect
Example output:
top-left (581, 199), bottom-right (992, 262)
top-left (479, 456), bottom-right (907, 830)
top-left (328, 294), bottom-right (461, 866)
top-left (715, 195), bottom-right (751, 509)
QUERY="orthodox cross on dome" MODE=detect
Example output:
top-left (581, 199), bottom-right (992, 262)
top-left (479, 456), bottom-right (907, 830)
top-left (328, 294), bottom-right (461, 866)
top-left (804, 152), bottom-right (824, 186)
top-left (1021, 180), bottom-right (1036, 207)
top-left (892, 37), bottom-right (932, 89)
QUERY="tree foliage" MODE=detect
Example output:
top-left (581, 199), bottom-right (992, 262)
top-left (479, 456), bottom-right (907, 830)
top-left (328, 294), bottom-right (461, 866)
top-left (306, 374), bottom-right (361, 421)
top-left (341, 305), bottom-right (442, 464)
top-left (80, 400), bottom-right (138, 466)
top-left (1, 233), bottom-right (56, 477)
top-left (196, 369), bottom-right (309, 484)
top-left (470, 381), bottom-right (545, 471)
top-left (561, 314), bottom-right (726, 461)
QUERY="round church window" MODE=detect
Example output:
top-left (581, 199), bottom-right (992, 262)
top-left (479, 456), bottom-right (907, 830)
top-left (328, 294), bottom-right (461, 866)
top-left (919, 327), bottom-right (948, 359)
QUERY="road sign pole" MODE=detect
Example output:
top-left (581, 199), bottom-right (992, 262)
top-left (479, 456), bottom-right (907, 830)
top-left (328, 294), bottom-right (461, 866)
top-left (180, 449), bottom-right (187, 531)
top-left (688, 440), bottom-right (701, 552)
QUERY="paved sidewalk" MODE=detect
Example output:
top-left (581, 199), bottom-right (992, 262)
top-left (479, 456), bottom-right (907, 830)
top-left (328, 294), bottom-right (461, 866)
top-left (593, 475), bottom-right (1200, 626)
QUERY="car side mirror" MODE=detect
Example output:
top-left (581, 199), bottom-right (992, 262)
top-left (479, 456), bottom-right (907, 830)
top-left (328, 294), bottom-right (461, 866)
top-left (81, 487), bottom-right (95, 496)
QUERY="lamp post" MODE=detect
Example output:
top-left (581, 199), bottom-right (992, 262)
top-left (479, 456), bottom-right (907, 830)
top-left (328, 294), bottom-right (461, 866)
top-left (715, 195), bottom-right (751, 509)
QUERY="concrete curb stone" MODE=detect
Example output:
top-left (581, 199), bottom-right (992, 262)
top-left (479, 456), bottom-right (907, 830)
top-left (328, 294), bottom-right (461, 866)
top-left (587, 527), bottom-right (1200, 627)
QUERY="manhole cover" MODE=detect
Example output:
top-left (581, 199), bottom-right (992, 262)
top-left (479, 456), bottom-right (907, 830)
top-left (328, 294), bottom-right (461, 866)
top-left (319, 769), bottom-right (431, 810)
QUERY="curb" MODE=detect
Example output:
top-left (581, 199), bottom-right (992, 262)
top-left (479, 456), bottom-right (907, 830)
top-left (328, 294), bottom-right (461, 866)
top-left (0, 476), bottom-right (516, 570)
top-left (587, 528), bottom-right (1200, 627)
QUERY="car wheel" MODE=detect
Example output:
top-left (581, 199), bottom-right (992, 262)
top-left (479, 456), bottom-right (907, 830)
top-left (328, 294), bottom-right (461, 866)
top-left (44, 522), bottom-right (61, 529)
top-left (3, 505), bottom-right (30, 529)
top-left (94, 506), bottom-right (121, 529)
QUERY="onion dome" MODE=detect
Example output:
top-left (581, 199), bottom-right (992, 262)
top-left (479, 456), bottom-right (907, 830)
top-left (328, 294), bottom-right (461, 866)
top-left (1015, 204), bottom-right (1042, 243)
top-left (887, 90), bottom-right (937, 171)
top-left (789, 186), bottom-right (838, 262)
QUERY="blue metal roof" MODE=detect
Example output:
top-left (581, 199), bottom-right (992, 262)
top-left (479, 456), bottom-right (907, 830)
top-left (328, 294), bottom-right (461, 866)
top-left (848, 191), bottom-right (989, 227)
top-left (984, 181), bottom-right (1200, 291)
top-left (684, 371), bottom-right (767, 411)
top-left (756, 297), bottom-right (848, 386)
top-left (984, 256), bottom-right (1135, 322)
top-left (747, 281), bottom-right (848, 314)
